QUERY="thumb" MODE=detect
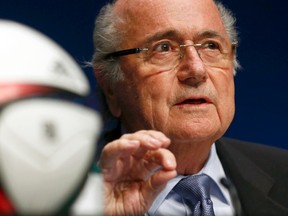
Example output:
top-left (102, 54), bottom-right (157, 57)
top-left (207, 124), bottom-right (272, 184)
top-left (142, 149), bottom-right (177, 203)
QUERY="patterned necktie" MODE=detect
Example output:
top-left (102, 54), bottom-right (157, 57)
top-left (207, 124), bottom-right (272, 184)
top-left (173, 174), bottom-right (215, 216)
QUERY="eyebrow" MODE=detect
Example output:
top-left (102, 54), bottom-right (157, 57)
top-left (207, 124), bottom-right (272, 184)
top-left (143, 29), bottom-right (182, 45)
top-left (196, 30), bottom-right (228, 42)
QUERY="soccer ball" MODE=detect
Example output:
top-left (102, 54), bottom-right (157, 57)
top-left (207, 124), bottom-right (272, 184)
top-left (0, 20), bottom-right (102, 215)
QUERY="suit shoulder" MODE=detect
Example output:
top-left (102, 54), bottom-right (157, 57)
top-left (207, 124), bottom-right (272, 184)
top-left (217, 137), bottom-right (288, 212)
top-left (218, 137), bottom-right (288, 156)
top-left (217, 137), bottom-right (288, 177)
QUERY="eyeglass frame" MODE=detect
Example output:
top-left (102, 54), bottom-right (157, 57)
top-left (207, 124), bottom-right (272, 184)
top-left (104, 41), bottom-right (238, 60)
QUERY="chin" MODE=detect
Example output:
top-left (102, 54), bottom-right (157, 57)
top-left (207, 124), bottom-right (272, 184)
top-left (166, 125), bottom-right (224, 145)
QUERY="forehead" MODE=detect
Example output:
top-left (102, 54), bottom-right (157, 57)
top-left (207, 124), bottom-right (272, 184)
top-left (114, 0), bottom-right (228, 46)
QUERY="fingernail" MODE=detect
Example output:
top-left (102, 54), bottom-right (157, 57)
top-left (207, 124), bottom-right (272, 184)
top-left (160, 136), bottom-right (170, 143)
top-left (128, 140), bottom-right (140, 145)
top-left (150, 138), bottom-right (162, 145)
top-left (166, 159), bottom-right (176, 168)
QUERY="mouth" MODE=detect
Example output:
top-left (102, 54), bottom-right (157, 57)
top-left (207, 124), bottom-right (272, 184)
top-left (181, 98), bottom-right (207, 104)
top-left (176, 97), bottom-right (210, 106)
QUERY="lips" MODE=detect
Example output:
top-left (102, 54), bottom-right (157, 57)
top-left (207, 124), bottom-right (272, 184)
top-left (181, 98), bottom-right (207, 104)
top-left (175, 96), bottom-right (211, 106)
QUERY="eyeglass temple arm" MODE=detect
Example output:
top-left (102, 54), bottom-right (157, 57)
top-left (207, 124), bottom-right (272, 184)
top-left (105, 48), bottom-right (148, 59)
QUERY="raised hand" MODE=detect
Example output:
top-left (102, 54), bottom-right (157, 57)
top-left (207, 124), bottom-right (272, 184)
top-left (99, 130), bottom-right (177, 216)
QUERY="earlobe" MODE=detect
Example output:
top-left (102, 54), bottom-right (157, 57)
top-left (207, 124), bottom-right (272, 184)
top-left (105, 86), bottom-right (122, 118)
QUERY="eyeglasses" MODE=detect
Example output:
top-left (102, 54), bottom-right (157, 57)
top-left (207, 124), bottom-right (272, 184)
top-left (105, 39), bottom-right (237, 71)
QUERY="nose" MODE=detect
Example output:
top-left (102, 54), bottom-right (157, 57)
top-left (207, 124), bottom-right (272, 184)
top-left (177, 45), bottom-right (208, 86)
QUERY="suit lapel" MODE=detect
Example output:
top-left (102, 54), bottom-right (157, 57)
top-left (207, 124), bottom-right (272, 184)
top-left (216, 138), bottom-right (288, 216)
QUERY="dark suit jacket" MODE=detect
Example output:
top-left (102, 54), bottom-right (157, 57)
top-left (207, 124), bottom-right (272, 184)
top-left (216, 137), bottom-right (288, 216)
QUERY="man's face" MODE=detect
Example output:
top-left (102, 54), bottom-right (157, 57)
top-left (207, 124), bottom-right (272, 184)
top-left (108, 0), bottom-right (235, 145)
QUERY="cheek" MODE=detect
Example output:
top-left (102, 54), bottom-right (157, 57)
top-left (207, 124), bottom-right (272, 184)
top-left (116, 75), bottom-right (172, 130)
top-left (139, 72), bottom-right (178, 130)
top-left (140, 75), bottom-right (172, 115)
top-left (212, 71), bottom-right (235, 125)
top-left (222, 84), bottom-right (235, 123)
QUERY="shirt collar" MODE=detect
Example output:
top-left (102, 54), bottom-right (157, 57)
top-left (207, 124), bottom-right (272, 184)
top-left (147, 143), bottom-right (232, 215)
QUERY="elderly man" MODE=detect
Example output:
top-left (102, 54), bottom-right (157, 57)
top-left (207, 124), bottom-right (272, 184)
top-left (92, 0), bottom-right (288, 215)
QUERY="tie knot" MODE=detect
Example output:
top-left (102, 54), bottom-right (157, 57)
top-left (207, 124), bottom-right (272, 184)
top-left (173, 174), bottom-right (215, 216)
top-left (174, 174), bottom-right (213, 201)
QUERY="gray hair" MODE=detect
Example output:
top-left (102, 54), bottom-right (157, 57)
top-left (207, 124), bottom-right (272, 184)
top-left (216, 1), bottom-right (240, 72)
top-left (92, 1), bottom-right (240, 83)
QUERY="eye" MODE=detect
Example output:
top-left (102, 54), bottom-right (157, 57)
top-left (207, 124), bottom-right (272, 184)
top-left (147, 40), bottom-right (180, 62)
top-left (153, 41), bottom-right (173, 52)
top-left (202, 41), bottom-right (220, 50)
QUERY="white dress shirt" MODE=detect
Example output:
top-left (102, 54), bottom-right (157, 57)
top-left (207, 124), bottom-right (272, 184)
top-left (145, 144), bottom-right (235, 216)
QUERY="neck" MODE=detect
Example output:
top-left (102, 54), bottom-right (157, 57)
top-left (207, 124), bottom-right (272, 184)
top-left (168, 140), bottom-right (213, 175)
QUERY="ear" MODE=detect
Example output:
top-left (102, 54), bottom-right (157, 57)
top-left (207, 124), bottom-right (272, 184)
top-left (94, 69), bottom-right (121, 118)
